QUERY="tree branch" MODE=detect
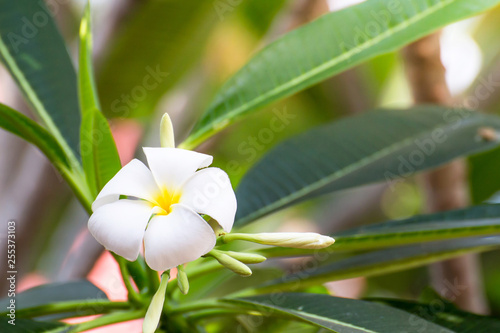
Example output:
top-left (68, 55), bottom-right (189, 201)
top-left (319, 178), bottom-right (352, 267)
top-left (403, 32), bottom-right (489, 314)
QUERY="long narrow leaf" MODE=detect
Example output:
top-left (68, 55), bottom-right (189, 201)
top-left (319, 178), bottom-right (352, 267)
top-left (258, 204), bottom-right (500, 258)
top-left (0, 318), bottom-right (66, 332)
top-left (0, 280), bottom-right (108, 320)
top-left (0, 0), bottom-right (81, 157)
top-left (78, 3), bottom-right (121, 195)
top-left (79, 2), bottom-right (100, 115)
top-left (0, 103), bottom-right (70, 170)
top-left (257, 237), bottom-right (500, 292)
top-left (235, 107), bottom-right (500, 226)
top-left (375, 298), bottom-right (500, 332)
top-left (183, 0), bottom-right (500, 147)
top-left (225, 293), bottom-right (453, 332)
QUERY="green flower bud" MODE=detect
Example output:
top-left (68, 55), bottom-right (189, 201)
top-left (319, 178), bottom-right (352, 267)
top-left (143, 272), bottom-right (169, 333)
top-left (177, 265), bottom-right (189, 295)
top-left (224, 251), bottom-right (267, 264)
top-left (209, 250), bottom-right (252, 276)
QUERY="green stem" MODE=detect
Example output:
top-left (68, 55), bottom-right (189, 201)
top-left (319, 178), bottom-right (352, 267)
top-left (1, 300), bottom-right (129, 319)
top-left (126, 258), bottom-right (149, 292)
top-left (65, 309), bottom-right (146, 333)
top-left (188, 308), bottom-right (254, 321)
top-left (219, 233), bottom-right (255, 244)
top-left (146, 266), bottom-right (160, 294)
top-left (169, 299), bottom-right (229, 315)
top-left (114, 254), bottom-right (144, 306)
top-left (169, 299), bottom-right (255, 323)
top-left (57, 165), bottom-right (93, 215)
top-left (178, 131), bottom-right (212, 151)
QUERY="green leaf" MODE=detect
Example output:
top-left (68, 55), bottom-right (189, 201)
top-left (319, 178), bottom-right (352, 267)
top-left (468, 147), bottom-right (500, 204)
top-left (235, 107), bottom-right (500, 226)
top-left (258, 204), bottom-right (500, 258)
top-left (0, 103), bottom-right (70, 170)
top-left (80, 108), bottom-right (121, 195)
top-left (183, 0), bottom-right (500, 148)
top-left (0, 280), bottom-right (108, 319)
top-left (0, 318), bottom-right (66, 333)
top-left (225, 293), bottom-right (453, 332)
top-left (257, 237), bottom-right (500, 292)
top-left (97, 0), bottom-right (216, 118)
top-left (78, 2), bottom-right (121, 195)
top-left (126, 257), bottom-right (149, 292)
top-left (376, 297), bottom-right (500, 332)
top-left (0, 0), bottom-right (81, 157)
top-left (78, 2), bottom-right (100, 116)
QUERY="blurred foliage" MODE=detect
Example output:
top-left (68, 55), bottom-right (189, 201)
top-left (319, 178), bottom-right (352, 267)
top-left (97, 0), bottom-right (216, 119)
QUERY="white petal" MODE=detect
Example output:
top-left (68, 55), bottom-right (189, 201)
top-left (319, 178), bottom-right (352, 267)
top-left (180, 168), bottom-right (237, 232)
top-left (88, 200), bottom-right (153, 261)
top-left (143, 147), bottom-right (213, 192)
top-left (92, 159), bottom-right (160, 211)
top-left (144, 204), bottom-right (216, 271)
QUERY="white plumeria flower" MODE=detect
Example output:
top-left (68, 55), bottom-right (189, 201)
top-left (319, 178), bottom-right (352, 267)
top-left (88, 147), bottom-right (237, 271)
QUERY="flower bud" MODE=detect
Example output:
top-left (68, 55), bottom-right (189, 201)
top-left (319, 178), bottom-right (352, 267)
top-left (160, 113), bottom-right (175, 148)
top-left (225, 251), bottom-right (267, 264)
top-left (225, 232), bottom-right (335, 249)
top-left (143, 272), bottom-right (169, 333)
top-left (209, 250), bottom-right (252, 276)
top-left (176, 265), bottom-right (189, 295)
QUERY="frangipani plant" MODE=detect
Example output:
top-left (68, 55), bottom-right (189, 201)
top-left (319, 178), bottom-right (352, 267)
top-left (2, 1), bottom-right (500, 332)
top-left (89, 112), bottom-right (335, 331)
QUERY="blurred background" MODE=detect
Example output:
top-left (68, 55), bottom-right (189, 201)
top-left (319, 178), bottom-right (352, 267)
top-left (1, 0), bottom-right (500, 330)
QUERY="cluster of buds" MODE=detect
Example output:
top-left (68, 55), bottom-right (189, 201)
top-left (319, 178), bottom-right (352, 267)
top-left (207, 232), bottom-right (335, 277)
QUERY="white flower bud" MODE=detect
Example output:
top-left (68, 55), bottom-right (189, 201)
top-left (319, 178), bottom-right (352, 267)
top-left (225, 232), bottom-right (335, 249)
top-left (160, 113), bottom-right (175, 148)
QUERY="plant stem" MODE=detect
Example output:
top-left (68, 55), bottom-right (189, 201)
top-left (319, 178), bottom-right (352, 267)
top-left (169, 299), bottom-right (231, 315)
top-left (1, 300), bottom-right (129, 319)
top-left (146, 266), bottom-right (160, 294)
top-left (188, 308), bottom-right (254, 321)
top-left (58, 166), bottom-right (93, 215)
top-left (113, 253), bottom-right (144, 306)
top-left (169, 300), bottom-right (256, 323)
top-left (65, 309), bottom-right (146, 333)
top-left (219, 233), bottom-right (254, 244)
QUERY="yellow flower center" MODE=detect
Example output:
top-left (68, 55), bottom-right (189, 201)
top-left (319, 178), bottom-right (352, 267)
top-left (153, 188), bottom-right (181, 215)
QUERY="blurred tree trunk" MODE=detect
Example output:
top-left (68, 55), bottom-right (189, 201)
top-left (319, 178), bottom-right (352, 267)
top-left (284, 0), bottom-right (372, 298)
top-left (403, 33), bottom-right (489, 314)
